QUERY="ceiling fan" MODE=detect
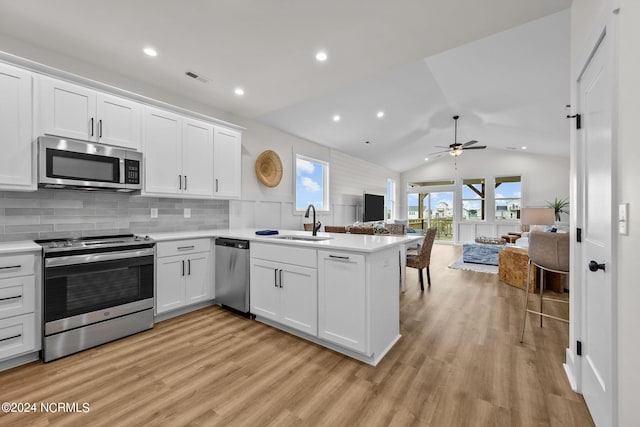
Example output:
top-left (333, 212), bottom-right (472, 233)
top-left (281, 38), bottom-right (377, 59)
top-left (429, 115), bottom-right (487, 157)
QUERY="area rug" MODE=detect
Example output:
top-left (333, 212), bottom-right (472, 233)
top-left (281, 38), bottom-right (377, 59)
top-left (448, 257), bottom-right (498, 274)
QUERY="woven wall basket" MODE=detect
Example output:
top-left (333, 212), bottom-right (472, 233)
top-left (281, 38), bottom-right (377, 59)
top-left (255, 150), bottom-right (283, 187)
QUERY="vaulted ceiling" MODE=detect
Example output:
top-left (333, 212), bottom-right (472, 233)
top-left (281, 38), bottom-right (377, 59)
top-left (0, 0), bottom-right (571, 172)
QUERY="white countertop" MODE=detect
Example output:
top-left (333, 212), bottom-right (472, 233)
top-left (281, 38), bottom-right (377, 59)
top-left (0, 240), bottom-right (42, 255)
top-left (147, 229), bottom-right (423, 253)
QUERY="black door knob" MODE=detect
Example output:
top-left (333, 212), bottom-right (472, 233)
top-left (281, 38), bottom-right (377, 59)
top-left (588, 260), bottom-right (605, 272)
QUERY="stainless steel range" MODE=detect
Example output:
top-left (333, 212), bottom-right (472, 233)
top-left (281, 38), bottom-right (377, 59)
top-left (35, 234), bottom-right (155, 362)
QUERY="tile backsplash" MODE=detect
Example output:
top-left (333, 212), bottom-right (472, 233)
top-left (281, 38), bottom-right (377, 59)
top-left (0, 190), bottom-right (229, 242)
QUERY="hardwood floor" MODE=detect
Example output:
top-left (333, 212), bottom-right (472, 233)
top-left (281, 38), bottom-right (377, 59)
top-left (0, 244), bottom-right (593, 426)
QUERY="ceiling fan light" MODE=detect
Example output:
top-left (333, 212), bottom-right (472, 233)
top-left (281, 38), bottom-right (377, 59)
top-left (449, 149), bottom-right (462, 157)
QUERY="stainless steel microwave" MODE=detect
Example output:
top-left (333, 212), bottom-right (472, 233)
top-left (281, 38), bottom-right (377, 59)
top-left (38, 136), bottom-right (142, 192)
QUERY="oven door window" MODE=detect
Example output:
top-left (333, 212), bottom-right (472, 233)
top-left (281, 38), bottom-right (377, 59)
top-left (47, 148), bottom-right (120, 183)
top-left (45, 255), bottom-right (153, 322)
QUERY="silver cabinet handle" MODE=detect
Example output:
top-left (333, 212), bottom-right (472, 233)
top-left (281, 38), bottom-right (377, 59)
top-left (90, 117), bottom-right (94, 136)
top-left (0, 334), bottom-right (21, 343)
top-left (99, 119), bottom-right (103, 138)
top-left (181, 260), bottom-right (185, 276)
top-left (215, 178), bottom-right (219, 193)
top-left (184, 175), bottom-right (188, 191)
top-left (179, 175), bottom-right (182, 190)
top-left (177, 246), bottom-right (195, 250)
top-left (0, 265), bottom-right (21, 270)
top-left (329, 255), bottom-right (350, 260)
top-left (279, 269), bottom-right (283, 288)
top-left (188, 259), bottom-right (191, 275)
top-left (274, 269), bottom-right (278, 287)
top-left (0, 295), bottom-right (22, 302)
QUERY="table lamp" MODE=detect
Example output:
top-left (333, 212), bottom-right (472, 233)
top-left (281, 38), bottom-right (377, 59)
top-left (520, 207), bottom-right (555, 232)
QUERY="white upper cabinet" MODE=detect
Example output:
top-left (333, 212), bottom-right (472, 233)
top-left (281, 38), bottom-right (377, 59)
top-left (96, 93), bottom-right (141, 149)
top-left (143, 107), bottom-right (182, 196)
top-left (183, 119), bottom-right (214, 197)
top-left (213, 126), bottom-right (241, 199)
top-left (39, 77), bottom-right (141, 149)
top-left (143, 107), bottom-right (214, 198)
top-left (0, 62), bottom-right (34, 191)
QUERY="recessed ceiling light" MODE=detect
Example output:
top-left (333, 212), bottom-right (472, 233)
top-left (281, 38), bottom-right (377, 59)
top-left (521, 146), bottom-right (527, 150)
top-left (315, 51), bottom-right (328, 62)
top-left (377, 111), bottom-right (385, 118)
top-left (143, 47), bottom-right (158, 57)
top-left (234, 87), bottom-right (245, 96)
top-left (424, 157), bottom-right (429, 161)
top-left (332, 115), bottom-right (341, 122)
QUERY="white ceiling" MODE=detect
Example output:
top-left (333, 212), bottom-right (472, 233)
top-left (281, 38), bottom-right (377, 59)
top-left (0, 0), bottom-right (571, 172)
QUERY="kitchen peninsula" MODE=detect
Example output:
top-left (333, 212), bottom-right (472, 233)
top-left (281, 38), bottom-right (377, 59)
top-left (149, 229), bottom-right (421, 366)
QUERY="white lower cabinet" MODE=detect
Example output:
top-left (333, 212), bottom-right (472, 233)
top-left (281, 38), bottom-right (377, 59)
top-left (317, 251), bottom-right (367, 353)
top-left (0, 252), bottom-right (38, 363)
top-left (250, 244), bottom-right (317, 336)
top-left (156, 239), bottom-right (212, 315)
top-left (250, 242), bottom-right (400, 366)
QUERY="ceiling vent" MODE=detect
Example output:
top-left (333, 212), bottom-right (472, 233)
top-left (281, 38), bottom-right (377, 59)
top-left (185, 71), bottom-right (210, 83)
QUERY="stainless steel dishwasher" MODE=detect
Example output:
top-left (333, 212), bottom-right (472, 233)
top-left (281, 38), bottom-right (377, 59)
top-left (215, 238), bottom-right (251, 316)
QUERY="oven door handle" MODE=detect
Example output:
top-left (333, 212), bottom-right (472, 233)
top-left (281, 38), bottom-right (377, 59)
top-left (45, 248), bottom-right (155, 267)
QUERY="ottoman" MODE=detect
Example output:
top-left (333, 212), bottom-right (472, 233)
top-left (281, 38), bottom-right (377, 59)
top-left (462, 242), bottom-right (505, 265)
top-left (498, 246), bottom-right (536, 291)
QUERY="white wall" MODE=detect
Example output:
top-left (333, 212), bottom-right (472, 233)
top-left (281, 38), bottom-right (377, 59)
top-left (228, 114), bottom-right (400, 230)
top-left (400, 149), bottom-right (570, 242)
top-left (614, 2), bottom-right (640, 426)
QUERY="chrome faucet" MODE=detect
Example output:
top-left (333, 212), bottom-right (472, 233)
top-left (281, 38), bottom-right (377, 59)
top-left (304, 204), bottom-right (322, 236)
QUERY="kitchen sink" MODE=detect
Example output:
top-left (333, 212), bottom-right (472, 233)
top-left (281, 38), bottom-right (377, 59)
top-left (269, 235), bottom-right (333, 242)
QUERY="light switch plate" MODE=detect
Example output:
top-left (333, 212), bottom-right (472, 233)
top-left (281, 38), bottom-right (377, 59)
top-left (618, 203), bottom-right (628, 235)
top-left (150, 208), bottom-right (158, 218)
top-left (184, 208), bottom-right (191, 218)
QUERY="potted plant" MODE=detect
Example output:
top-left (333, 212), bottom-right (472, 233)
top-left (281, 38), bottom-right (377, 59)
top-left (547, 197), bottom-right (570, 222)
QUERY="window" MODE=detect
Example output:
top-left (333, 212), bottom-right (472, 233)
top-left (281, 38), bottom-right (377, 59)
top-left (407, 191), bottom-right (454, 241)
top-left (462, 178), bottom-right (485, 220)
top-left (386, 179), bottom-right (396, 221)
top-left (295, 154), bottom-right (329, 211)
top-left (495, 176), bottom-right (521, 220)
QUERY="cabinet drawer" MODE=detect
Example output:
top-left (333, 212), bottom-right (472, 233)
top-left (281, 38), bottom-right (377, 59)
top-left (0, 313), bottom-right (36, 361)
top-left (0, 254), bottom-right (35, 279)
top-left (0, 276), bottom-right (35, 319)
top-left (157, 239), bottom-right (210, 258)
top-left (251, 243), bottom-right (317, 268)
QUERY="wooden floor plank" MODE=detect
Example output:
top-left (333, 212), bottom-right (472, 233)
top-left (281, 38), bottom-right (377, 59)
top-left (0, 244), bottom-right (593, 426)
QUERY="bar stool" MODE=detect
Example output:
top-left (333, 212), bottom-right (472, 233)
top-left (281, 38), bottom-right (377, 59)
top-left (520, 231), bottom-right (570, 343)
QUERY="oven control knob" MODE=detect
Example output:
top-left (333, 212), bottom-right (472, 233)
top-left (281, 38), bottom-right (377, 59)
top-left (64, 241), bottom-right (72, 247)
top-left (144, 235), bottom-right (150, 240)
top-left (134, 235), bottom-right (141, 241)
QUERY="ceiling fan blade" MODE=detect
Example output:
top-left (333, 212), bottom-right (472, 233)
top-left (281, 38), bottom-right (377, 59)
top-left (462, 145), bottom-right (487, 150)
top-left (462, 140), bottom-right (478, 147)
top-left (428, 149), bottom-right (451, 155)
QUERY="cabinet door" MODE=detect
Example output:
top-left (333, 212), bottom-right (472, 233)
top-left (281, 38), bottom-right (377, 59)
top-left (213, 127), bottom-right (241, 198)
top-left (40, 77), bottom-right (96, 141)
top-left (280, 264), bottom-right (317, 336)
top-left (182, 119), bottom-right (214, 197)
top-left (143, 107), bottom-right (182, 196)
top-left (318, 251), bottom-right (367, 353)
top-left (0, 63), bottom-right (33, 190)
top-left (185, 252), bottom-right (211, 304)
top-left (156, 255), bottom-right (186, 314)
top-left (0, 313), bottom-right (36, 360)
top-left (250, 259), bottom-right (280, 322)
top-left (96, 93), bottom-right (141, 150)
